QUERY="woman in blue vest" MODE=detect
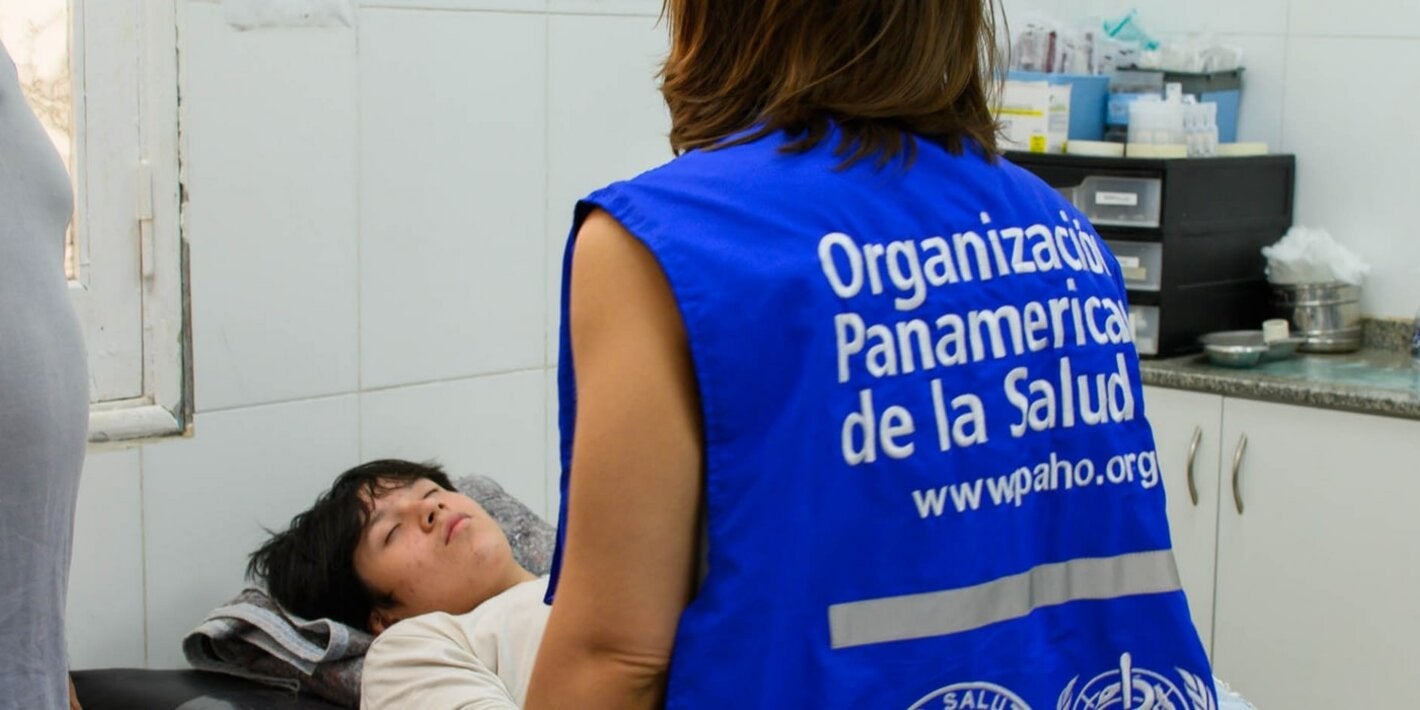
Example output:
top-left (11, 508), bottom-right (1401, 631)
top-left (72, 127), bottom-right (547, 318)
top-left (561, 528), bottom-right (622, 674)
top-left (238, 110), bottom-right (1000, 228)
top-left (528, 2), bottom-right (1215, 709)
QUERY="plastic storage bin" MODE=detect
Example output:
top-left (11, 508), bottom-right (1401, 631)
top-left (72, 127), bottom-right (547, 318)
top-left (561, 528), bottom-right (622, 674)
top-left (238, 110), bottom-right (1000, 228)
top-left (1165, 69), bottom-right (1242, 143)
top-left (1105, 69), bottom-right (1243, 144)
top-left (1007, 70), bottom-right (1110, 141)
top-left (1071, 175), bottom-right (1163, 228)
top-left (1105, 240), bottom-right (1164, 291)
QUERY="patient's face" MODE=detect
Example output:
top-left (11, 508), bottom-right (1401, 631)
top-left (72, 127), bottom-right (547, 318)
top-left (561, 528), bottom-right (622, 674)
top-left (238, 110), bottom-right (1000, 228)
top-left (353, 478), bottom-right (526, 632)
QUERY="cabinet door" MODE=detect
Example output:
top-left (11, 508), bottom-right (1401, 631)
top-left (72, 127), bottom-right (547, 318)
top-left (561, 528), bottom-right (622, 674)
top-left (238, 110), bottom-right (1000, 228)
top-left (1213, 398), bottom-right (1420, 707)
top-left (1143, 386), bottom-right (1223, 656)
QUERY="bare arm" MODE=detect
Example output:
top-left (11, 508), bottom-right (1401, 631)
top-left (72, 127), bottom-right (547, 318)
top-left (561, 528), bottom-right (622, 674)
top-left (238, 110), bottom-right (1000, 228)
top-left (525, 210), bottom-right (703, 710)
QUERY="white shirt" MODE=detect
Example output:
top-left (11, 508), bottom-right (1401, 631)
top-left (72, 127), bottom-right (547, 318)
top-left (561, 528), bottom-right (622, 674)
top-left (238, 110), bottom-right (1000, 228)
top-left (361, 576), bottom-right (550, 709)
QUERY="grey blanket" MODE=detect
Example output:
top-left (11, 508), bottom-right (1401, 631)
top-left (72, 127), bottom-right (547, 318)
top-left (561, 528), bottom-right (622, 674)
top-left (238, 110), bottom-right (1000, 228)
top-left (183, 474), bottom-right (555, 707)
top-left (181, 588), bottom-right (371, 707)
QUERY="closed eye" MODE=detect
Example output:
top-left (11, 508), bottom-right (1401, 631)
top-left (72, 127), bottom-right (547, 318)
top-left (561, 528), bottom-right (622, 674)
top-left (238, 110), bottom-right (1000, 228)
top-left (384, 487), bottom-right (440, 546)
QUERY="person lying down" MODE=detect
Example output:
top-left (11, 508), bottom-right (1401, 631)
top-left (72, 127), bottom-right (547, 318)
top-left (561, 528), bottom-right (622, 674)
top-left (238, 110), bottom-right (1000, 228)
top-left (247, 459), bottom-right (549, 708)
top-left (249, 459), bottom-right (1258, 710)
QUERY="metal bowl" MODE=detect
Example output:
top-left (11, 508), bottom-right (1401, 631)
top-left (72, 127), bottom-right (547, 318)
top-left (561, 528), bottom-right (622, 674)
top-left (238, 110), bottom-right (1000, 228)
top-left (1271, 282), bottom-right (1363, 353)
top-left (1261, 335), bottom-right (1306, 362)
top-left (1200, 330), bottom-right (1304, 368)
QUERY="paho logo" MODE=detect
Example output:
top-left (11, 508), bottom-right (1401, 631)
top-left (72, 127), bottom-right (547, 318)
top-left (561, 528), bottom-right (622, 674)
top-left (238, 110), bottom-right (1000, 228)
top-left (1057, 653), bottom-right (1216, 710)
top-left (908, 682), bottom-right (1031, 710)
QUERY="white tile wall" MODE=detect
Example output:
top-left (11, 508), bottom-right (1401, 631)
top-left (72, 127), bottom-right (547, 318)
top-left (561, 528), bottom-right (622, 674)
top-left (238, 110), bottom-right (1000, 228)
top-left (1227, 35), bottom-right (1287, 149)
top-left (1214, 0), bottom-right (1290, 36)
top-left (359, 9), bottom-right (548, 389)
top-left (1003, 0), bottom-right (1058, 22)
top-left (63, 0), bottom-right (1420, 670)
top-left (1282, 36), bottom-right (1420, 315)
top-left (66, 447), bottom-right (146, 669)
top-left (1290, 0), bottom-right (1420, 38)
top-left (360, 370), bottom-right (549, 516)
top-left (360, 0), bottom-right (546, 11)
top-left (548, 0), bottom-right (661, 16)
top-left (140, 397), bottom-right (360, 668)
top-left (545, 12), bottom-right (672, 363)
top-left (183, 2), bottom-right (360, 412)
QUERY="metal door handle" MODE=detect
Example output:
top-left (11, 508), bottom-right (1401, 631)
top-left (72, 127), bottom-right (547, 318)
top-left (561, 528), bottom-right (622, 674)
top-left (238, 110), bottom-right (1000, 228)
top-left (1186, 426), bottom-right (1202, 506)
top-left (1230, 434), bottom-right (1248, 515)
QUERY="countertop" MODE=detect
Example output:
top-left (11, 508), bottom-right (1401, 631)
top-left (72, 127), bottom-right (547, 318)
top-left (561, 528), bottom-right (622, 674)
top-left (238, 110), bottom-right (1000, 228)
top-left (1140, 319), bottom-right (1420, 421)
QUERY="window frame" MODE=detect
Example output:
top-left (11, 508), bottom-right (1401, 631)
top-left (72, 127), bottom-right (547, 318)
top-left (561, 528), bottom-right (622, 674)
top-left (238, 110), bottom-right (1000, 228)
top-left (70, 0), bottom-right (190, 443)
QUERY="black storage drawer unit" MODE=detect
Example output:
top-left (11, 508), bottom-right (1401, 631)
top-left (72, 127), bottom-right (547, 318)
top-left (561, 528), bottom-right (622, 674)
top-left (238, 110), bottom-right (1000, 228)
top-left (1006, 151), bottom-right (1296, 357)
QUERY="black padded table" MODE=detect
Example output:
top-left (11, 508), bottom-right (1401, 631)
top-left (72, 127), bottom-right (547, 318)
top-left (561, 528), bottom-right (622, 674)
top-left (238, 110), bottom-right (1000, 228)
top-left (70, 669), bottom-right (345, 709)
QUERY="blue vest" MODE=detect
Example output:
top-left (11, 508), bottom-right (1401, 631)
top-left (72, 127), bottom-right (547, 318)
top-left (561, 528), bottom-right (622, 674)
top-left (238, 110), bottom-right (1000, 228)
top-left (549, 127), bottom-right (1215, 710)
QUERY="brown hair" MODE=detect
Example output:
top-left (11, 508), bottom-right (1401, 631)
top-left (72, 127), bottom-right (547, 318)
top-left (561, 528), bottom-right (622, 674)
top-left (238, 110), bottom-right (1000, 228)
top-left (660, 0), bottom-right (1002, 167)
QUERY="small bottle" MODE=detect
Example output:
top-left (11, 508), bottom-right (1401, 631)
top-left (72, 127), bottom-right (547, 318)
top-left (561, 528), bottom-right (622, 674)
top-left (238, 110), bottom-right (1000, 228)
top-left (1162, 83), bottom-right (1186, 146)
top-left (1201, 102), bottom-right (1220, 157)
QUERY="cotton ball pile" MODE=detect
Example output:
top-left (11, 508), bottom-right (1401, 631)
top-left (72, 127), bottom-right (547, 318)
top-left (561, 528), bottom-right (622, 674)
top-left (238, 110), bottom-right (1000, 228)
top-left (1261, 226), bottom-right (1371, 286)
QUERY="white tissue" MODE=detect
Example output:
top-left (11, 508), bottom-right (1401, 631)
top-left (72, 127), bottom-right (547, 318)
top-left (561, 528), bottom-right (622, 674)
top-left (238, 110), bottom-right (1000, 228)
top-left (1261, 226), bottom-right (1371, 286)
top-left (223, 0), bottom-right (355, 31)
top-left (1215, 676), bottom-right (1258, 710)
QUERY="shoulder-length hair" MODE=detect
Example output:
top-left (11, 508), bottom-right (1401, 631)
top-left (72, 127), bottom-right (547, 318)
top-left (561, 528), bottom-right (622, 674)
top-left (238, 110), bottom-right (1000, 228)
top-left (660, 0), bottom-right (1002, 167)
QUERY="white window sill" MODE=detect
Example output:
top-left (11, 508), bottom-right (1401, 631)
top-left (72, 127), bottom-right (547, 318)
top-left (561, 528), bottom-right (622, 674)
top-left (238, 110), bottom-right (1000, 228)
top-left (89, 399), bottom-right (190, 444)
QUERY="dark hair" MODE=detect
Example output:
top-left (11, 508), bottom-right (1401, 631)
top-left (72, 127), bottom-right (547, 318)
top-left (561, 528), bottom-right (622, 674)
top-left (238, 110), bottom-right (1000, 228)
top-left (246, 459), bottom-right (456, 631)
top-left (660, 0), bottom-right (1002, 167)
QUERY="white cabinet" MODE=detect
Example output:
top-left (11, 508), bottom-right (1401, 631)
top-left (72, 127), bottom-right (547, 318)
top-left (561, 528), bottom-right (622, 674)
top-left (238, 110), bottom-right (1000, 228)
top-left (1212, 398), bottom-right (1420, 708)
top-left (1143, 388), bottom-right (1420, 707)
top-left (1143, 386), bottom-right (1224, 655)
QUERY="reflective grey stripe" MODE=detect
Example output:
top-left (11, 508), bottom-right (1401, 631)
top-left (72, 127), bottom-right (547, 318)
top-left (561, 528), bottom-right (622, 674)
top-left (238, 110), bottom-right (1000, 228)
top-left (827, 550), bottom-right (1181, 649)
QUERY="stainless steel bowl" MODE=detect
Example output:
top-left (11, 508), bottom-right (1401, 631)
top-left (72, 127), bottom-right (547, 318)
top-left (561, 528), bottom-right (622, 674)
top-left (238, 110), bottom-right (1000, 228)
top-left (1260, 335), bottom-right (1305, 362)
top-left (1200, 330), bottom-right (1304, 368)
top-left (1272, 282), bottom-right (1363, 353)
top-left (1203, 344), bottom-right (1265, 368)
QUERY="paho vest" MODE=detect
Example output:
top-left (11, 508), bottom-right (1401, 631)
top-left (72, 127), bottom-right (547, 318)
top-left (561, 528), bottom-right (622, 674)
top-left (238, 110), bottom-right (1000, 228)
top-left (548, 127), bottom-right (1216, 710)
